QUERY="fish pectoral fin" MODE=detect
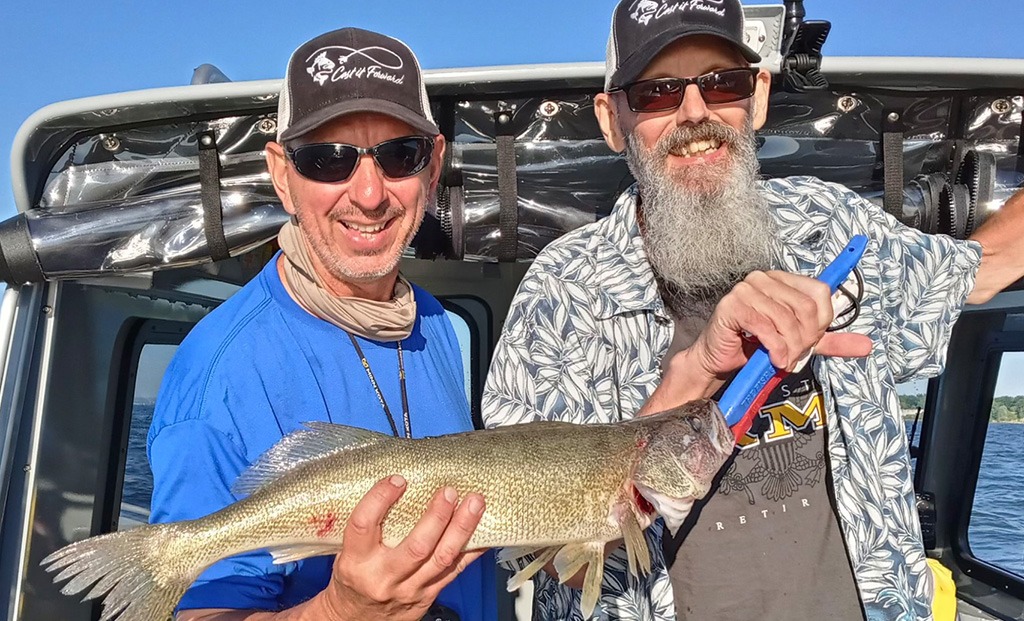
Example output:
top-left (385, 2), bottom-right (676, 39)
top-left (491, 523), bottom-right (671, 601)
top-left (553, 542), bottom-right (606, 618)
top-left (267, 543), bottom-right (343, 565)
top-left (620, 511), bottom-right (652, 578)
top-left (505, 547), bottom-right (559, 592)
top-left (496, 545), bottom-right (545, 564)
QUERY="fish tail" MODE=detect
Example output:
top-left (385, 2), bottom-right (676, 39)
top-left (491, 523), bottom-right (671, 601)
top-left (41, 522), bottom-right (202, 621)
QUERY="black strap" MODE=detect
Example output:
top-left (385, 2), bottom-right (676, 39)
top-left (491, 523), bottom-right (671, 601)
top-left (0, 214), bottom-right (44, 284)
top-left (495, 110), bottom-right (519, 262)
top-left (1017, 110), bottom-right (1024, 175)
top-left (198, 131), bottom-right (231, 262)
top-left (881, 110), bottom-right (905, 220)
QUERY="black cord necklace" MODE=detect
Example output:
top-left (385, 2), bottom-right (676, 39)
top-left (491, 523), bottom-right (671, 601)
top-left (348, 333), bottom-right (412, 439)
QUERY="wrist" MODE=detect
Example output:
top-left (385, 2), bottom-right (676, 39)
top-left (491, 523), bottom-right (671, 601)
top-left (663, 346), bottom-right (723, 401)
top-left (303, 586), bottom-right (354, 621)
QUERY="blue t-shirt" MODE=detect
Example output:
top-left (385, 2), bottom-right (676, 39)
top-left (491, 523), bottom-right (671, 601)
top-left (147, 255), bottom-right (496, 619)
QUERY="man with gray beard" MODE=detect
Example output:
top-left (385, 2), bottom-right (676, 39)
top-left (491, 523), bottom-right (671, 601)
top-left (625, 114), bottom-right (773, 319)
top-left (482, 0), bottom-right (1024, 620)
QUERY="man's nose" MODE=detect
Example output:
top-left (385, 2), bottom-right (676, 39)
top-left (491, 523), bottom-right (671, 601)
top-left (348, 154), bottom-right (387, 211)
top-left (674, 83), bottom-right (711, 126)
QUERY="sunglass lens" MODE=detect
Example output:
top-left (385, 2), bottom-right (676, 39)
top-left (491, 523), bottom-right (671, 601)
top-left (629, 81), bottom-right (684, 113)
top-left (291, 145), bottom-right (358, 183)
top-left (702, 69), bottom-right (756, 104)
top-left (375, 137), bottom-right (433, 178)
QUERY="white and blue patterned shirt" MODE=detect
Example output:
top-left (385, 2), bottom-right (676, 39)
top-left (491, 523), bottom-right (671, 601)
top-left (482, 177), bottom-right (982, 621)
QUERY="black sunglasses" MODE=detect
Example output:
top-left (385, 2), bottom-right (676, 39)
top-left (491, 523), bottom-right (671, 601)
top-left (286, 135), bottom-right (435, 183)
top-left (611, 67), bottom-right (759, 113)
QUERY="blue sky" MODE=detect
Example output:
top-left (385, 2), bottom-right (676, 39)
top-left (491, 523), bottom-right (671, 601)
top-left (3, 0), bottom-right (1024, 220)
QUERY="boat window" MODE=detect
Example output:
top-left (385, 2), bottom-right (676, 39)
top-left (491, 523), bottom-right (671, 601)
top-left (966, 351), bottom-right (1024, 579)
top-left (118, 342), bottom-right (178, 531)
top-left (440, 296), bottom-right (493, 429)
top-left (445, 309), bottom-right (473, 407)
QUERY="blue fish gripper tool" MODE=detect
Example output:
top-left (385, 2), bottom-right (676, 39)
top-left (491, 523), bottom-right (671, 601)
top-left (719, 235), bottom-right (868, 442)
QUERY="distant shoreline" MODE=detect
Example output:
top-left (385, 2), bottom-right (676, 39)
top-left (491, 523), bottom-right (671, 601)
top-left (900, 394), bottom-right (1024, 425)
top-left (901, 410), bottom-right (1024, 424)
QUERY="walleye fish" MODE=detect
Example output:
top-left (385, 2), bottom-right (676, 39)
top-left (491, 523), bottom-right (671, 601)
top-left (43, 399), bottom-right (733, 620)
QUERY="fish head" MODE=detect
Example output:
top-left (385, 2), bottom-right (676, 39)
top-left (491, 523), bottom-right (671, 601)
top-left (631, 399), bottom-right (734, 534)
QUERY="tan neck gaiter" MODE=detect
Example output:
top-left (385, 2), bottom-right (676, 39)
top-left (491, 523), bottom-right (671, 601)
top-left (277, 219), bottom-right (416, 342)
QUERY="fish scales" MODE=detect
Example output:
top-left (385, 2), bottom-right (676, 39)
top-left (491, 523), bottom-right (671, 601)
top-left (199, 419), bottom-right (644, 554)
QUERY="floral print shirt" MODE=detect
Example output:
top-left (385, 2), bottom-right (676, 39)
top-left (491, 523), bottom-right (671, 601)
top-left (482, 177), bottom-right (982, 621)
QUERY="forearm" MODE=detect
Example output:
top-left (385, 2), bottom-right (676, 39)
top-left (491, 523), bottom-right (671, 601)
top-left (176, 592), bottom-right (343, 621)
top-left (968, 187), bottom-right (1024, 304)
top-left (636, 347), bottom-right (724, 417)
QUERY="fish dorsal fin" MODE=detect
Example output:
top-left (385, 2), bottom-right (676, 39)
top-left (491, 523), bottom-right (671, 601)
top-left (232, 422), bottom-right (392, 497)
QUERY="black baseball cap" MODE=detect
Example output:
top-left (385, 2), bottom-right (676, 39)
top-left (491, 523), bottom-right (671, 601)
top-left (605, 0), bottom-right (762, 91)
top-left (277, 27), bottom-right (438, 143)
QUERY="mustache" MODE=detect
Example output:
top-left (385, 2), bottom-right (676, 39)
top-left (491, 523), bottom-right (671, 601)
top-left (327, 204), bottom-right (404, 222)
top-left (654, 122), bottom-right (744, 157)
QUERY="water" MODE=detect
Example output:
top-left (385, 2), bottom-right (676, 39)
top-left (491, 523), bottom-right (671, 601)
top-left (121, 403), bottom-right (1024, 577)
top-left (963, 423), bottom-right (1024, 576)
top-left (121, 402), bottom-right (155, 526)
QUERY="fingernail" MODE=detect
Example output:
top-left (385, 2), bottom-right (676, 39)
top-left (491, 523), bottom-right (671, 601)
top-left (443, 487), bottom-right (458, 503)
top-left (389, 475), bottom-right (406, 488)
top-left (468, 496), bottom-right (484, 515)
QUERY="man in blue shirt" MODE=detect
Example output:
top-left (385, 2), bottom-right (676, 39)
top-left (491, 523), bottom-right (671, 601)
top-left (148, 27), bottom-right (495, 621)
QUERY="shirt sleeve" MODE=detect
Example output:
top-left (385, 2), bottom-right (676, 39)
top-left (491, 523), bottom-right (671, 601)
top-left (482, 265), bottom-right (602, 430)
top-left (827, 182), bottom-right (983, 383)
top-left (148, 417), bottom-right (290, 611)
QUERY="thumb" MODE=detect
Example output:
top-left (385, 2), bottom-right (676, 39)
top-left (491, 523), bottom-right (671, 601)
top-left (815, 332), bottom-right (873, 358)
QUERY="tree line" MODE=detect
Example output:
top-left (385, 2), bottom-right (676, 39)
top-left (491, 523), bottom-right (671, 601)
top-left (900, 394), bottom-right (1024, 422)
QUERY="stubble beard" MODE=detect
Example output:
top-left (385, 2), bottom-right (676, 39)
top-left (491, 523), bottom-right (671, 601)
top-left (625, 116), bottom-right (778, 319)
top-left (291, 194), bottom-right (425, 285)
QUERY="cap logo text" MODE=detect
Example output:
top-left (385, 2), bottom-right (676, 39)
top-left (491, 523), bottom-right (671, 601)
top-left (629, 0), bottom-right (726, 26)
top-left (305, 45), bottom-right (406, 86)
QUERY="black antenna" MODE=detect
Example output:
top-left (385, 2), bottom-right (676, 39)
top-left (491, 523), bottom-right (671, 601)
top-left (780, 0), bottom-right (831, 93)
top-left (783, 0), bottom-right (806, 47)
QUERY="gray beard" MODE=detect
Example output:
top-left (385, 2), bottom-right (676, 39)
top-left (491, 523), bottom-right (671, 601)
top-left (625, 116), bottom-right (777, 319)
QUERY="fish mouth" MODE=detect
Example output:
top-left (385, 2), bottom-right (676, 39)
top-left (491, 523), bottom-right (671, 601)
top-left (633, 482), bottom-right (696, 536)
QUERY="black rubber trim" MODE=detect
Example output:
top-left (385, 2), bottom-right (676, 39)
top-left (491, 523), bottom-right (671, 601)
top-left (0, 214), bottom-right (44, 284)
top-left (957, 149), bottom-right (997, 235)
top-left (198, 131), bottom-right (230, 262)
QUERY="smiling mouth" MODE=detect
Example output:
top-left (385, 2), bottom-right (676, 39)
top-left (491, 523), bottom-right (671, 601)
top-left (670, 138), bottom-right (724, 158)
top-left (341, 219), bottom-right (393, 237)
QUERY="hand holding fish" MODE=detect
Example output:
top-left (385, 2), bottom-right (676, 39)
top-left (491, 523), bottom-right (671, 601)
top-left (318, 476), bottom-right (486, 621)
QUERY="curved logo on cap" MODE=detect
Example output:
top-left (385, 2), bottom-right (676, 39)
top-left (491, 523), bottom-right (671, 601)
top-left (630, 0), bottom-right (660, 25)
top-left (305, 45), bottom-right (406, 87)
top-left (629, 0), bottom-right (726, 26)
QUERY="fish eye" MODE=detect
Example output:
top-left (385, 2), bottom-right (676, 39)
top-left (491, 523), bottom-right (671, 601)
top-left (688, 416), bottom-right (703, 433)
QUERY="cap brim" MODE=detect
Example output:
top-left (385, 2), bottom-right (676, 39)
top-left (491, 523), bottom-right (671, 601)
top-left (279, 98), bottom-right (439, 142)
top-left (610, 29), bottom-right (762, 90)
